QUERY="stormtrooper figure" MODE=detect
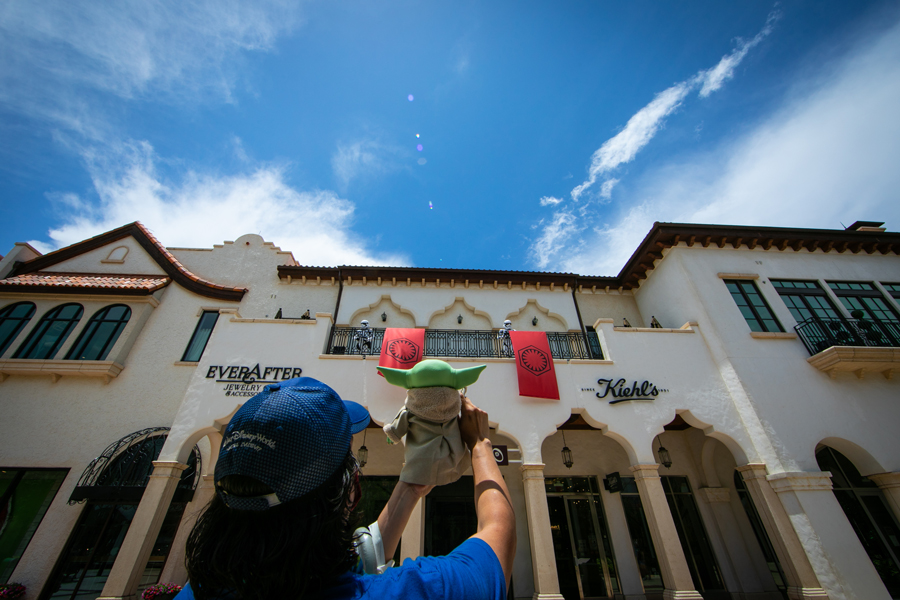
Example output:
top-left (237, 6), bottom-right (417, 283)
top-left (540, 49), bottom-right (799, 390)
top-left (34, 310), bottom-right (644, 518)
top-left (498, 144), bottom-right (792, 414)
top-left (497, 319), bottom-right (515, 356)
top-left (355, 319), bottom-right (374, 354)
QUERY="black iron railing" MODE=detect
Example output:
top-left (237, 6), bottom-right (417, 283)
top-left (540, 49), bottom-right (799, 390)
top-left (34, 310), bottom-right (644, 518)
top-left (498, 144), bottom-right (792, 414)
top-left (326, 327), bottom-right (602, 360)
top-left (794, 317), bottom-right (900, 356)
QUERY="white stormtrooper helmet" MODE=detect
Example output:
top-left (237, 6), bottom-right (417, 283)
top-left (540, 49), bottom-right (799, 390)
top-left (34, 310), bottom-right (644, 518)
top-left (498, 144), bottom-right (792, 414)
top-left (503, 320), bottom-right (512, 329)
top-left (361, 320), bottom-right (370, 327)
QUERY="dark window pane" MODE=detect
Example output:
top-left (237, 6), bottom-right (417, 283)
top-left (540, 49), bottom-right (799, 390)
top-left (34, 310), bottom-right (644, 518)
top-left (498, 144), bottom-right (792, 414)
top-left (66, 306), bottom-right (131, 361)
top-left (620, 494), bottom-right (663, 591)
top-left (14, 304), bottom-right (83, 359)
top-left (182, 311), bottom-right (219, 362)
top-left (0, 469), bottom-right (67, 582)
top-left (0, 302), bottom-right (36, 356)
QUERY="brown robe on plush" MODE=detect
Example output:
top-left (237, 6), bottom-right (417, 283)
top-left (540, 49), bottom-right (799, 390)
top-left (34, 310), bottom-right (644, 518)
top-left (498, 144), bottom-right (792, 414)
top-left (383, 387), bottom-right (469, 486)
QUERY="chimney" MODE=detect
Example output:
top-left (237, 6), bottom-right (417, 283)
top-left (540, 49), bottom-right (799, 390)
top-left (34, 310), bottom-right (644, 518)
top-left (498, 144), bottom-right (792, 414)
top-left (846, 220), bottom-right (886, 233)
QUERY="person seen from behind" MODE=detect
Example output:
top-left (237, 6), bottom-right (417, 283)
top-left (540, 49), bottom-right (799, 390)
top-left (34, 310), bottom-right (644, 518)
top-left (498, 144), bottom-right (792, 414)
top-left (176, 377), bottom-right (515, 600)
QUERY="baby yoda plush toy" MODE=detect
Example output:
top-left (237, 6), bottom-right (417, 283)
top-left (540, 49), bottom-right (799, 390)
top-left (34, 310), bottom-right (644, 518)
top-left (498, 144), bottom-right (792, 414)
top-left (378, 359), bottom-right (487, 486)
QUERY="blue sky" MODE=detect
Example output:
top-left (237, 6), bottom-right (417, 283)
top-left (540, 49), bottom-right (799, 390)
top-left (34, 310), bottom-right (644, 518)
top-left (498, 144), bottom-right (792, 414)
top-left (2, 1), bottom-right (899, 275)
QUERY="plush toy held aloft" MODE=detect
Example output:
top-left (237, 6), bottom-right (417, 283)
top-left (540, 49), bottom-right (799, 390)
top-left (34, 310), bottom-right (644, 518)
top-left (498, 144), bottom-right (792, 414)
top-left (378, 359), bottom-right (486, 486)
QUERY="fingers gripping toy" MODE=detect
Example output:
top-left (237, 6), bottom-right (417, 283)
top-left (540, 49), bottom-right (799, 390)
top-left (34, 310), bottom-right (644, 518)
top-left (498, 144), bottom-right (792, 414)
top-left (378, 360), bottom-right (486, 486)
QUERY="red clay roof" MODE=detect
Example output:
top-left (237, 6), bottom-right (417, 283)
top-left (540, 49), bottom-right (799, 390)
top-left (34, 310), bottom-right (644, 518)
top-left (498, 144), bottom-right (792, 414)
top-left (0, 273), bottom-right (171, 295)
top-left (9, 223), bottom-right (246, 301)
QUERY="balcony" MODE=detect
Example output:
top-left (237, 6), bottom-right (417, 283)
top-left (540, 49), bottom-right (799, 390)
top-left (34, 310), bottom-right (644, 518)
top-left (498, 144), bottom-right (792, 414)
top-left (325, 327), bottom-right (602, 360)
top-left (794, 317), bottom-right (900, 379)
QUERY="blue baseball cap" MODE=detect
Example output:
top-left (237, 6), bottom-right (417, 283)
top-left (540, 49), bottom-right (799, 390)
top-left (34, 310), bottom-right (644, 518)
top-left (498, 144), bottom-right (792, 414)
top-left (214, 377), bottom-right (370, 511)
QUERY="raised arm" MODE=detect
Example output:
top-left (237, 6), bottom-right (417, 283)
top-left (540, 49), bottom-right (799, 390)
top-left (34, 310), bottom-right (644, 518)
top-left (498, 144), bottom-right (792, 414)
top-left (459, 394), bottom-right (517, 587)
top-left (376, 481), bottom-right (433, 562)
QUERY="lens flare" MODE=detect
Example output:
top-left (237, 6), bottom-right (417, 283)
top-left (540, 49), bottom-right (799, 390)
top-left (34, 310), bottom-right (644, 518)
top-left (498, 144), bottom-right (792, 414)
top-left (408, 94), bottom-right (414, 101)
top-left (416, 133), bottom-right (420, 138)
top-left (416, 144), bottom-right (423, 151)
top-left (417, 158), bottom-right (427, 165)
top-left (429, 201), bottom-right (433, 209)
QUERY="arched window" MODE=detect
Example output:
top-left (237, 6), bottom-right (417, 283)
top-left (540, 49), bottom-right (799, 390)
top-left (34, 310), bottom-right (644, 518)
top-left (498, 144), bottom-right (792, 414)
top-left (45, 429), bottom-right (200, 600)
top-left (65, 304), bottom-right (131, 360)
top-left (0, 301), bottom-right (36, 355)
top-left (816, 446), bottom-right (900, 597)
top-left (14, 303), bottom-right (83, 359)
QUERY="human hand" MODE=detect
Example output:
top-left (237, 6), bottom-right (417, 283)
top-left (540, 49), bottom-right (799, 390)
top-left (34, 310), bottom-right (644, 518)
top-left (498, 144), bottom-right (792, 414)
top-left (458, 392), bottom-right (490, 451)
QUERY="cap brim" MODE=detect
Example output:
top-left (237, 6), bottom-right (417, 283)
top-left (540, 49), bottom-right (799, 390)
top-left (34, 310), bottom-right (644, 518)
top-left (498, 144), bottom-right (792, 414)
top-left (343, 400), bottom-right (370, 434)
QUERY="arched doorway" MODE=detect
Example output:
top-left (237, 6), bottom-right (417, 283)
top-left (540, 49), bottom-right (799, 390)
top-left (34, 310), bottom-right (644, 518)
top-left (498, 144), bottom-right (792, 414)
top-left (816, 445), bottom-right (900, 598)
top-left (41, 429), bottom-right (200, 600)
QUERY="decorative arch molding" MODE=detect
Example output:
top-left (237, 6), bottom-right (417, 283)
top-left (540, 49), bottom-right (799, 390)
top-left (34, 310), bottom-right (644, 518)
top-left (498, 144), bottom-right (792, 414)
top-left (103, 245), bottom-right (129, 263)
top-left (349, 295), bottom-right (417, 327)
top-left (505, 298), bottom-right (568, 331)
top-left (816, 437), bottom-right (885, 476)
top-left (701, 438), bottom-right (724, 488)
top-left (658, 409), bottom-right (751, 466)
top-left (427, 296), bottom-right (492, 329)
top-left (554, 408), bottom-right (640, 465)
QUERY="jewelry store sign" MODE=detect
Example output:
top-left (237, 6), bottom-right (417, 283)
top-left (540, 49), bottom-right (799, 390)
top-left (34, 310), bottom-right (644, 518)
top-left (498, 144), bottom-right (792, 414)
top-left (581, 377), bottom-right (669, 405)
top-left (206, 364), bottom-right (303, 398)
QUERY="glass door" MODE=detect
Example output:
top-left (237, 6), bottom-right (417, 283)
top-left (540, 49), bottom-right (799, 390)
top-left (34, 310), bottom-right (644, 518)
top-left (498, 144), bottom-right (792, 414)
top-left (547, 489), bottom-right (618, 599)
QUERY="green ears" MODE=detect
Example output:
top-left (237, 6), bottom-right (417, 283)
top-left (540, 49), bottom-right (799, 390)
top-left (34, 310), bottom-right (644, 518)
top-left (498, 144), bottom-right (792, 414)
top-left (378, 359), bottom-right (486, 389)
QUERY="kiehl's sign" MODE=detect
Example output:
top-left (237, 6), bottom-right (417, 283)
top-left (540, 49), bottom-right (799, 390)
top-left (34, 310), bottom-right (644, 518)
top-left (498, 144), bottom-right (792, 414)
top-left (587, 377), bottom-right (669, 404)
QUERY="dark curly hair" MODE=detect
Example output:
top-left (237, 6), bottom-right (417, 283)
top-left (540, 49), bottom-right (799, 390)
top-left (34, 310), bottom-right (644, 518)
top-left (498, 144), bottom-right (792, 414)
top-left (185, 451), bottom-right (360, 600)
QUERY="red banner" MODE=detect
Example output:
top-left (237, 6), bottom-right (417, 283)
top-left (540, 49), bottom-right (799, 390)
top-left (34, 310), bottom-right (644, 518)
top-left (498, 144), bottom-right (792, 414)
top-left (378, 328), bottom-right (425, 375)
top-left (510, 331), bottom-right (560, 399)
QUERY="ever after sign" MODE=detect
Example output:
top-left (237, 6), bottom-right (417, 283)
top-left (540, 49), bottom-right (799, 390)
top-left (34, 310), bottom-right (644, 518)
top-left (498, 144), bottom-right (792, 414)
top-left (206, 364), bottom-right (303, 398)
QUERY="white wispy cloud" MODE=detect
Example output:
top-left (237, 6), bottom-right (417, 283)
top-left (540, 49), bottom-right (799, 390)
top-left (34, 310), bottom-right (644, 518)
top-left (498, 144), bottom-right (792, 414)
top-left (554, 15), bottom-right (900, 276)
top-left (0, 0), bottom-right (301, 130)
top-left (570, 81), bottom-right (694, 203)
top-left (539, 196), bottom-right (564, 207)
top-left (32, 141), bottom-right (408, 267)
top-left (532, 12), bottom-right (778, 269)
top-left (531, 210), bottom-right (580, 269)
top-left (569, 12), bottom-right (778, 204)
top-left (331, 139), bottom-right (405, 190)
top-left (698, 11), bottom-right (780, 98)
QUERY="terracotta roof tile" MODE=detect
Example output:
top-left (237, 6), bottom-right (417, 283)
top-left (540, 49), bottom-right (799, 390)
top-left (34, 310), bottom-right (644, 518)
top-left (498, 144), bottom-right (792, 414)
top-left (0, 273), bottom-right (171, 294)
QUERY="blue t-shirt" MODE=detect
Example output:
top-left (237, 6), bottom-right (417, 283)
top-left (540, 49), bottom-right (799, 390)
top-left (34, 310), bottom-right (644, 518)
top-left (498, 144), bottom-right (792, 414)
top-left (174, 537), bottom-right (505, 600)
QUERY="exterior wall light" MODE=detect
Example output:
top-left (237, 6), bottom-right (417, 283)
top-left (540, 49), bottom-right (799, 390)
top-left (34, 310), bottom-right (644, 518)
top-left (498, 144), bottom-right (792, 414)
top-left (358, 429), bottom-right (368, 469)
top-left (457, 314), bottom-right (463, 324)
top-left (655, 435), bottom-right (672, 469)
top-left (532, 316), bottom-right (538, 326)
top-left (381, 312), bottom-right (387, 322)
top-left (561, 430), bottom-right (574, 469)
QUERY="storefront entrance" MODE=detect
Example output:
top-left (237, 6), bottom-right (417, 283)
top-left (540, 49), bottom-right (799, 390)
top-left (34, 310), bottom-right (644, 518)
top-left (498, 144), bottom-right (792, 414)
top-left (546, 477), bottom-right (619, 600)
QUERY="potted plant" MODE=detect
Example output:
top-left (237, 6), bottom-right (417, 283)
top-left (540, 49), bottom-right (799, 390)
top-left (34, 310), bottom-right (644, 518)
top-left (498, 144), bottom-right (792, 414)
top-left (0, 583), bottom-right (26, 600)
top-left (141, 583), bottom-right (183, 600)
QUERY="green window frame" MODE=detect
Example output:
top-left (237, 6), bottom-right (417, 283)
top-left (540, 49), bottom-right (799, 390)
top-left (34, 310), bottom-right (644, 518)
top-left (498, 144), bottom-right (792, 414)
top-left (13, 304), bottom-right (83, 360)
top-left (181, 311), bottom-right (219, 362)
top-left (882, 283), bottom-right (900, 300)
top-left (827, 282), bottom-right (900, 323)
top-left (0, 302), bottom-right (36, 356)
top-left (724, 280), bottom-right (783, 332)
top-left (771, 280), bottom-right (842, 323)
top-left (65, 305), bottom-right (132, 361)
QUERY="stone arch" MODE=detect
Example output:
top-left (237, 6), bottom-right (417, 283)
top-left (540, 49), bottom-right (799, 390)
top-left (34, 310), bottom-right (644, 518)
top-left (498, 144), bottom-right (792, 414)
top-left (666, 408), bottom-right (751, 466)
top-left (538, 409), bottom-right (639, 473)
top-left (427, 297), bottom-right (492, 330)
top-left (349, 295), bottom-right (416, 328)
top-left (505, 299), bottom-right (568, 331)
top-left (816, 437), bottom-right (885, 476)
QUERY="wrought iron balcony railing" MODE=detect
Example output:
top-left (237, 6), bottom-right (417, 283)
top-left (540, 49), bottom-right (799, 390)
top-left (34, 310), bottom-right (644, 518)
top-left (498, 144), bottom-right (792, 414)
top-left (326, 327), bottom-right (603, 360)
top-left (794, 317), bottom-right (900, 356)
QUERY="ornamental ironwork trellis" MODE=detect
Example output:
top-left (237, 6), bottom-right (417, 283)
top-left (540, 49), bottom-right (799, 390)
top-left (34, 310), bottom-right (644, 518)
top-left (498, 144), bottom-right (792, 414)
top-left (326, 327), bottom-right (602, 360)
top-left (68, 427), bottom-right (201, 504)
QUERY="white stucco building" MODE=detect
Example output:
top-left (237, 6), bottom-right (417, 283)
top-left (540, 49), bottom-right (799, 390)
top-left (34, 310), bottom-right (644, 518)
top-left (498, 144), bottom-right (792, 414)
top-left (1, 220), bottom-right (899, 600)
